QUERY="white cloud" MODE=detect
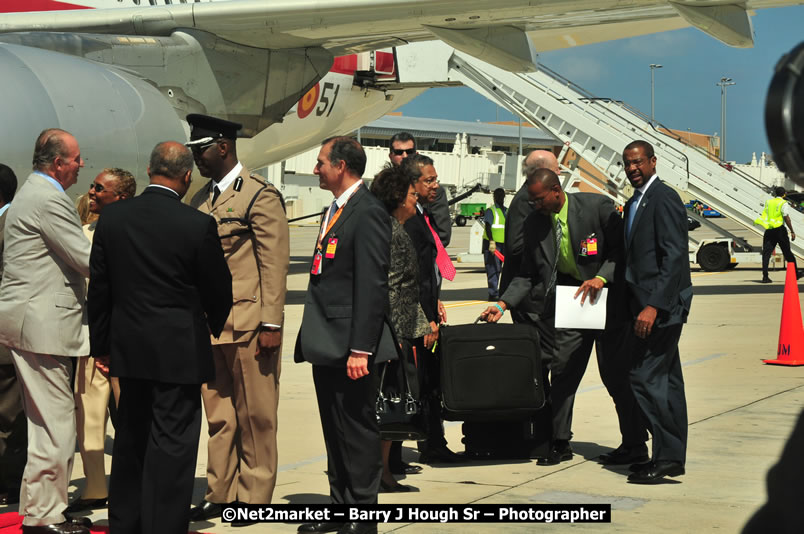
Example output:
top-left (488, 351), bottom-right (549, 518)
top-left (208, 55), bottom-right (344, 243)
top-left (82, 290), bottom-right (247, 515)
top-left (544, 55), bottom-right (605, 83)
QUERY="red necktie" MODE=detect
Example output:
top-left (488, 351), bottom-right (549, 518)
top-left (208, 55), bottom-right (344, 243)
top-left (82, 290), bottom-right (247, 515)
top-left (424, 213), bottom-right (456, 281)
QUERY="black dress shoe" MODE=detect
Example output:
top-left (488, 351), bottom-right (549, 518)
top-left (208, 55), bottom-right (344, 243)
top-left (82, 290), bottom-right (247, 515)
top-left (298, 522), bottom-right (344, 533)
top-left (419, 445), bottom-right (464, 464)
top-left (629, 460), bottom-right (652, 473)
top-left (598, 445), bottom-right (649, 465)
top-left (760, 277), bottom-right (772, 283)
top-left (0, 488), bottom-right (20, 505)
top-left (537, 441), bottom-right (573, 466)
top-left (21, 522), bottom-right (90, 534)
top-left (63, 515), bottom-right (92, 528)
top-left (379, 480), bottom-right (414, 493)
top-left (188, 499), bottom-right (223, 521)
top-left (64, 497), bottom-right (107, 513)
top-left (338, 522), bottom-right (377, 534)
top-left (627, 460), bottom-right (685, 484)
top-left (389, 461), bottom-right (423, 475)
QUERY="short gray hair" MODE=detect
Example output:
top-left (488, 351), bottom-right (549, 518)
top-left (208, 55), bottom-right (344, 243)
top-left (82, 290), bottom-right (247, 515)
top-left (32, 128), bottom-right (71, 171)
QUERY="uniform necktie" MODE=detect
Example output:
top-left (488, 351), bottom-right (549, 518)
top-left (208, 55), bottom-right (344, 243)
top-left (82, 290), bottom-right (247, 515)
top-left (626, 190), bottom-right (643, 241)
top-left (548, 217), bottom-right (563, 293)
top-left (424, 213), bottom-right (456, 281)
top-left (211, 185), bottom-right (221, 206)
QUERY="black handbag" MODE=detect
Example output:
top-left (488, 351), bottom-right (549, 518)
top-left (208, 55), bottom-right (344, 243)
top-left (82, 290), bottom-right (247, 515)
top-left (375, 340), bottom-right (426, 441)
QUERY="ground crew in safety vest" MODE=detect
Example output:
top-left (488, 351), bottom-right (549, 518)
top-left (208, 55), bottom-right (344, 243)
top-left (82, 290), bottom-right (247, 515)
top-left (755, 186), bottom-right (798, 283)
top-left (483, 187), bottom-right (507, 300)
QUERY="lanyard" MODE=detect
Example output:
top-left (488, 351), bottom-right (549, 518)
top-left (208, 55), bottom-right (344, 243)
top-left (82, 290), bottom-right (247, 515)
top-left (316, 184), bottom-right (361, 251)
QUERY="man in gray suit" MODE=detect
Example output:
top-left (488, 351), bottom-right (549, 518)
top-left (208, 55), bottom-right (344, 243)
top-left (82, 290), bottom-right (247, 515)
top-left (0, 164), bottom-right (27, 507)
top-left (482, 168), bottom-right (624, 466)
top-left (0, 129), bottom-right (91, 534)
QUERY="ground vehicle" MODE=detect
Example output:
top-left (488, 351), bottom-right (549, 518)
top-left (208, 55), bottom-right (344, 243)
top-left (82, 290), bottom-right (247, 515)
top-left (455, 203), bottom-right (487, 227)
top-left (686, 200), bottom-right (723, 218)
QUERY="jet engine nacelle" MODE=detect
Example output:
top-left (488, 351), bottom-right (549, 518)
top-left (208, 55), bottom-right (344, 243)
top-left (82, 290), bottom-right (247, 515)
top-left (1, 42), bottom-right (186, 197)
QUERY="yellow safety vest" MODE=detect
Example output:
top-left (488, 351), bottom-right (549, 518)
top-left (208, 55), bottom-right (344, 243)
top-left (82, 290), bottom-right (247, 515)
top-left (755, 197), bottom-right (786, 230)
top-left (484, 205), bottom-right (506, 242)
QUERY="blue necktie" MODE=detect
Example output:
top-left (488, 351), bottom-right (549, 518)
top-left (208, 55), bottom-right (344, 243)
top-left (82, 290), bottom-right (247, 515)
top-left (626, 190), bottom-right (642, 240)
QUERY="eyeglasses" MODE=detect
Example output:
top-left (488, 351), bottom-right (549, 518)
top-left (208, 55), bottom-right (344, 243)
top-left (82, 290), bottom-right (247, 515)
top-left (89, 182), bottom-right (106, 193)
top-left (391, 148), bottom-right (416, 156)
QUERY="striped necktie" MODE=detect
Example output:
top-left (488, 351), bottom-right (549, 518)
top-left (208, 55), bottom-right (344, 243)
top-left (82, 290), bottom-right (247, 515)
top-left (548, 217), bottom-right (563, 293)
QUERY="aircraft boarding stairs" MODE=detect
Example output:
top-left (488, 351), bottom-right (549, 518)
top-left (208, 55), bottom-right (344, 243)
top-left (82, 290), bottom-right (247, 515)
top-left (443, 49), bottom-right (804, 269)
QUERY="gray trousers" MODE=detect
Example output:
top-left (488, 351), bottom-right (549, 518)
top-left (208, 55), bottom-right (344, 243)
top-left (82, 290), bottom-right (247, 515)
top-left (11, 348), bottom-right (76, 527)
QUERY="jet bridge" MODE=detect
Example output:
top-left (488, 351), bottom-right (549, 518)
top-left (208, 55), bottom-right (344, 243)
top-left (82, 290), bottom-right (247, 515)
top-left (415, 44), bottom-right (803, 271)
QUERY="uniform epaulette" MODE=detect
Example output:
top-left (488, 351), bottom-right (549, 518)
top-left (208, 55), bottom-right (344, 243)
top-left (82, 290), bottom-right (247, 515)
top-left (248, 174), bottom-right (285, 212)
top-left (249, 174), bottom-right (273, 188)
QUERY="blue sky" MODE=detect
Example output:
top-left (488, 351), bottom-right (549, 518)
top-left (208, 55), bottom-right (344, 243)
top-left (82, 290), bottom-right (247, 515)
top-left (397, 5), bottom-right (803, 165)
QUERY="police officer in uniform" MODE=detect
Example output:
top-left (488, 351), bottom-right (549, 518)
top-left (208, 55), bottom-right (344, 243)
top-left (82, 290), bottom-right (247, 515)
top-left (186, 115), bottom-right (289, 525)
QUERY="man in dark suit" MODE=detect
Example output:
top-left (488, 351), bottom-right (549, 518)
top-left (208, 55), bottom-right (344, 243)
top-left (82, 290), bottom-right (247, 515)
top-left (620, 140), bottom-right (691, 484)
top-left (295, 137), bottom-right (391, 534)
top-left (499, 150), bottom-right (560, 299)
top-left (400, 154), bottom-right (462, 464)
top-left (482, 168), bottom-right (624, 465)
top-left (88, 142), bottom-right (232, 533)
top-left (388, 132), bottom-right (451, 248)
top-left (0, 163), bottom-right (26, 508)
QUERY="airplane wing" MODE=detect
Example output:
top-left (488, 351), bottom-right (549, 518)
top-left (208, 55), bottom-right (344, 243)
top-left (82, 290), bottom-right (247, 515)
top-left (1, 0), bottom-right (802, 71)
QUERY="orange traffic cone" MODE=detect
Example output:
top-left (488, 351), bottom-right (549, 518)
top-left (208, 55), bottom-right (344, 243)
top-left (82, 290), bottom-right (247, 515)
top-left (764, 262), bottom-right (804, 366)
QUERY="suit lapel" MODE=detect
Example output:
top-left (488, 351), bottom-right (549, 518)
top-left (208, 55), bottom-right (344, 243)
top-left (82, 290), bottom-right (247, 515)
top-left (326, 185), bottom-right (366, 239)
top-left (566, 193), bottom-right (582, 261)
top-left (198, 181), bottom-right (214, 212)
top-left (537, 213), bottom-right (557, 263)
top-left (627, 178), bottom-right (660, 248)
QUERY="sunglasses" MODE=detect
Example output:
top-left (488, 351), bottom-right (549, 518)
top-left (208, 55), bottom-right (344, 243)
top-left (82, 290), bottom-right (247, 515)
top-left (89, 182), bottom-right (106, 193)
top-left (190, 141), bottom-right (218, 152)
top-left (391, 148), bottom-right (416, 156)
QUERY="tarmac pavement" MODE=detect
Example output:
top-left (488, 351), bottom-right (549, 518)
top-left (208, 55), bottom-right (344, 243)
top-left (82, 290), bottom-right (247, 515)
top-left (3, 225), bottom-right (803, 533)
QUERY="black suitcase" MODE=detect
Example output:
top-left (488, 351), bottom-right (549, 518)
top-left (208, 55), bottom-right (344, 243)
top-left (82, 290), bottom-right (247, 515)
top-left (462, 411), bottom-right (552, 460)
top-left (439, 322), bottom-right (546, 421)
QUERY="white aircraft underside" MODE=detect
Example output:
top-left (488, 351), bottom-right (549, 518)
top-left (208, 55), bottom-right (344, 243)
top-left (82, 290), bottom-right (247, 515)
top-left (0, 0), bottom-right (801, 194)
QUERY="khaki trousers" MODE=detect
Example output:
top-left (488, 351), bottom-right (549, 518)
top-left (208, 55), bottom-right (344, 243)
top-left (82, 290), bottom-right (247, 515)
top-left (74, 356), bottom-right (120, 500)
top-left (10, 348), bottom-right (75, 527)
top-left (203, 332), bottom-right (280, 503)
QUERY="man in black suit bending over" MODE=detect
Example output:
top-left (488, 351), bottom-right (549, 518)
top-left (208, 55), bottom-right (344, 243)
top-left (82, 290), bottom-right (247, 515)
top-left (295, 137), bottom-right (391, 534)
top-left (88, 142), bottom-right (232, 533)
top-left (482, 168), bottom-right (624, 465)
top-left (621, 140), bottom-right (691, 484)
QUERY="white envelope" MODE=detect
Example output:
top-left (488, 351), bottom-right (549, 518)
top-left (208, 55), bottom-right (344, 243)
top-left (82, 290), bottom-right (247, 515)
top-left (554, 285), bottom-right (608, 330)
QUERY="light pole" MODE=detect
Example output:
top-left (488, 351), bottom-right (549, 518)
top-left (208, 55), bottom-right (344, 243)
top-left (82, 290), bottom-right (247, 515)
top-left (717, 76), bottom-right (735, 161)
top-left (649, 64), bottom-right (662, 123)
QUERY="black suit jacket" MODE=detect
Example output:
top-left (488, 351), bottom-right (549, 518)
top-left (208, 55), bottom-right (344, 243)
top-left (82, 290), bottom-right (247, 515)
top-left (623, 178), bottom-right (692, 327)
top-left (426, 185), bottom-right (452, 247)
top-left (404, 211), bottom-right (439, 323)
top-left (499, 184), bottom-right (535, 294)
top-left (88, 186), bottom-right (232, 384)
top-left (294, 186), bottom-right (392, 366)
top-left (502, 192), bottom-right (623, 323)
